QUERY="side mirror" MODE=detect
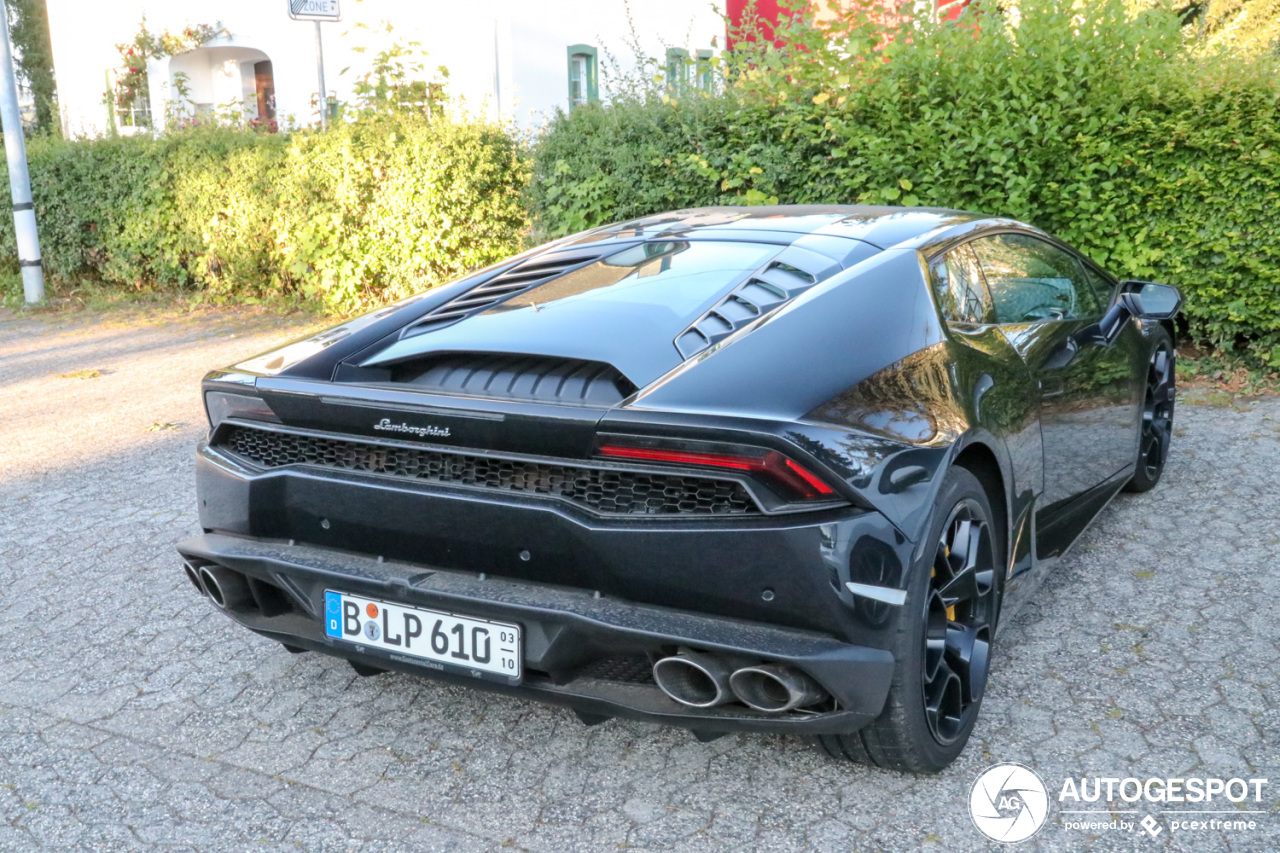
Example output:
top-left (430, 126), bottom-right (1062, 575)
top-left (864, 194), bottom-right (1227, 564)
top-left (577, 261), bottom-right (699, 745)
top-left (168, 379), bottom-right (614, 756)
top-left (1091, 281), bottom-right (1182, 344)
top-left (1117, 291), bottom-right (1144, 318)
top-left (1120, 280), bottom-right (1182, 321)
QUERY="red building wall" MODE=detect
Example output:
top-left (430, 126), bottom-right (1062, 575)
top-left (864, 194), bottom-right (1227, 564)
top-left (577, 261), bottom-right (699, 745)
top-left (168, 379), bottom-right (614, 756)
top-left (726, 0), bottom-right (973, 49)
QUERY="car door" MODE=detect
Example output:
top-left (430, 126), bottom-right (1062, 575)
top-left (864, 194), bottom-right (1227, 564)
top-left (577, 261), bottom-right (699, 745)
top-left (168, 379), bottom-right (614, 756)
top-left (929, 243), bottom-right (1044, 578)
top-left (967, 232), bottom-right (1138, 511)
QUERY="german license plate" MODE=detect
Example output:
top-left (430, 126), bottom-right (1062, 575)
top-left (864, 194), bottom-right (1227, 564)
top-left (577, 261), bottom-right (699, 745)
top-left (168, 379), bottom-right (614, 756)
top-left (324, 590), bottom-right (521, 681)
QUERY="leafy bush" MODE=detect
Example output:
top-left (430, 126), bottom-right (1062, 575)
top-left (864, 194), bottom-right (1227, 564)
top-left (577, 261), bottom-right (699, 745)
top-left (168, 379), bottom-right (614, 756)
top-left (0, 114), bottom-right (530, 312)
top-left (530, 0), bottom-right (1280, 358)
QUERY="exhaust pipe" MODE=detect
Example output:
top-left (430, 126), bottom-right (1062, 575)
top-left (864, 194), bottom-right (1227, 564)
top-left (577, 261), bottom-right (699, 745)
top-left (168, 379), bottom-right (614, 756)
top-left (652, 653), bottom-right (734, 708)
top-left (729, 664), bottom-right (827, 713)
top-left (198, 564), bottom-right (254, 612)
top-left (181, 561), bottom-right (206, 596)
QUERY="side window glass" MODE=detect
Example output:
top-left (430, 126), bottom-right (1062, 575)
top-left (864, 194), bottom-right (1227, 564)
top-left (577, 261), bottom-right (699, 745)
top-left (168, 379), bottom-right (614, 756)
top-left (971, 233), bottom-right (1098, 323)
top-left (931, 244), bottom-right (991, 325)
top-left (1081, 261), bottom-right (1115, 309)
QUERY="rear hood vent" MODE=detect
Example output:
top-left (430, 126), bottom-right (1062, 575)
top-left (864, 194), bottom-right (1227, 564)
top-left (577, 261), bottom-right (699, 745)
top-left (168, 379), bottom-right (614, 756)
top-left (389, 353), bottom-right (637, 406)
top-left (405, 248), bottom-right (608, 335)
top-left (675, 262), bottom-right (819, 358)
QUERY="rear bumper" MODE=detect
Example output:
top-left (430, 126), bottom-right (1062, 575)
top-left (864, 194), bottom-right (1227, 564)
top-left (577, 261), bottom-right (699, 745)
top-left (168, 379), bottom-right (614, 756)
top-left (177, 532), bottom-right (897, 735)
top-left (185, 432), bottom-right (919, 735)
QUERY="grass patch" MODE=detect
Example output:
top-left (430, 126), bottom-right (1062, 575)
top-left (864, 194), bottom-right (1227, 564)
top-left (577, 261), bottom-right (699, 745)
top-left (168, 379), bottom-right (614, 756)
top-left (0, 270), bottom-right (338, 340)
top-left (1, 269), bottom-right (331, 316)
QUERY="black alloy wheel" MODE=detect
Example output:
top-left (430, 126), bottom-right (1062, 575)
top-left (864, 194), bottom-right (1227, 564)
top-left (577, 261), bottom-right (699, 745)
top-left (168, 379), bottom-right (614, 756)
top-left (1125, 333), bottom-right (1175, 493)
top-left (816, 466), bottom-right (1002, 773)
top-left (922, 499), bottom-right (997, 745)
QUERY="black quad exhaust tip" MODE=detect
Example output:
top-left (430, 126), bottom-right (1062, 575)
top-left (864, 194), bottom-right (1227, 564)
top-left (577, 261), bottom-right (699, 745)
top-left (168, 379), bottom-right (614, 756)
top-left (197, 564), bottom-right (255, 612)
top-left (652, 653), bottom-right (734, 708)
top-left (181, 561), bottom-right (206, 596)
top-left (729, 664), bottom-right (827, 713)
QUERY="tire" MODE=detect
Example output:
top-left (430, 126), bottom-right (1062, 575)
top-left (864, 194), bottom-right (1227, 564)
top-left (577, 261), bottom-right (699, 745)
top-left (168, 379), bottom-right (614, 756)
top-left (1124, 330), bottom-right (1175, 493)
top-left (817, 467), bottom-right (1002, 773)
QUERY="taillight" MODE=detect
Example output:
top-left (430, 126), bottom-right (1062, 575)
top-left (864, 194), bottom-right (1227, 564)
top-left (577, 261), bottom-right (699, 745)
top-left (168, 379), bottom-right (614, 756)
top-left (597, 440), bottom-right (837, 502)
top-left (204, 390), bottom-right (280, 429)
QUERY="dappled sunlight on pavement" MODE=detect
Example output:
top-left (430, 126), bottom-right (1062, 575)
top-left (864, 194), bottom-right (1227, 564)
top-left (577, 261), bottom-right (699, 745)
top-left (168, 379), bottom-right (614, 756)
top-left (0, 308), bottom-right (318, 481)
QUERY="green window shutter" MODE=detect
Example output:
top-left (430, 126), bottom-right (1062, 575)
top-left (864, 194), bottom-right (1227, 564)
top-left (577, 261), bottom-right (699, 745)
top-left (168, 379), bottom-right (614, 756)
top-left (665, 48), bottom-right (689, 93)
top-left (566, 44), bottom-right (598, 109)
top-left (695, 49), bottom-right (713, 93)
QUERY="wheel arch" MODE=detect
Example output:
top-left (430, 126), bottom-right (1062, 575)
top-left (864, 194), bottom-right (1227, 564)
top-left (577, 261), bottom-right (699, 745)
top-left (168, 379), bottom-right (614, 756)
top-left (951, 441), bottom-right (1009, 568)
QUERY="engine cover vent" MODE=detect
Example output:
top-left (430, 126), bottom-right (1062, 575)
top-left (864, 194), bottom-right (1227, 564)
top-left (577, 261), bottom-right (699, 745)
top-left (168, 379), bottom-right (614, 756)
top-left (390, 353), bottom-right (637, 406)
top-left (674, 262), bottom-right (819, 359)
top-left (406, 248), bottom-right (607, 335)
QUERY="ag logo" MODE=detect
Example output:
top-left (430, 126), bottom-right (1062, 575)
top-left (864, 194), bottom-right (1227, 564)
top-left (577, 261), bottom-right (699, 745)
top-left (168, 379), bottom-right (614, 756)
top-left (969, 763), bottom-right (1049, 843)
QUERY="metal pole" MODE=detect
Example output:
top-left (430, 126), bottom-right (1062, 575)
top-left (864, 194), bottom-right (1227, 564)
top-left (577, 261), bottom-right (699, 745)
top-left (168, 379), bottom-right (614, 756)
top-left (0, 1), bottom-right (42, 303)
top-left (314, 21), bottom-right (327, 129)
top-left (493, 19), bottom-right (501, 119)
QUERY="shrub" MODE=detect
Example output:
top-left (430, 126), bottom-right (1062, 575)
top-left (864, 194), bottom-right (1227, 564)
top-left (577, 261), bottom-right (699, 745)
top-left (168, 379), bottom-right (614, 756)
top-left (529, 0), bottom-right (1280, 358)
top-left (0, 114), bottom-right (531, 313)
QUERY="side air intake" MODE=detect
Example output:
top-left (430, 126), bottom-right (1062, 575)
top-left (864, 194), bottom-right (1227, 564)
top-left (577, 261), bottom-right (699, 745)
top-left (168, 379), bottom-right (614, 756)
top-left (675, 262), bottom-right (820, 359)
top-left (389, 353), bottom-right (637, 406)
top-left (406, 248), bottom-right (606, 335)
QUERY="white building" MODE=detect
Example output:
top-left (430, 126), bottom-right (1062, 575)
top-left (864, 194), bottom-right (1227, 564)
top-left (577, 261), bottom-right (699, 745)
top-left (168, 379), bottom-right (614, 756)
top-left (44, 0), bottom-right (728, 137)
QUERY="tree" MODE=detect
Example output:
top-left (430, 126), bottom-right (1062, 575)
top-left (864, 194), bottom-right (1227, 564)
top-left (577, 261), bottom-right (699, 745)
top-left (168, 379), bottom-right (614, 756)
top-left (1201, 0), bottom-right (1280, 54)
top-left (1168, 0), bottom-right (1280, 54)
top-left (7, 0), bottom-right (58, 134)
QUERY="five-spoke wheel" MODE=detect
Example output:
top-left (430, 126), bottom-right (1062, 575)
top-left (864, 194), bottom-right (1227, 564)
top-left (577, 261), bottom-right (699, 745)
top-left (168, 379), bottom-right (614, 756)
top-left (922, 500), bottom-right (997, 745)
top-left (817, 466), bottom-right (1002, 773)
top-left (1126, 332), bottom-right (1175, 493)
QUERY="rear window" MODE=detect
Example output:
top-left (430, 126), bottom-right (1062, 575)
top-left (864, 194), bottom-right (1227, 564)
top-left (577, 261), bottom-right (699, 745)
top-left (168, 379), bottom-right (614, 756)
top-left (932, 244), bottom-right (991, 325)
top-left (484, 241), bottom-right (781, 316)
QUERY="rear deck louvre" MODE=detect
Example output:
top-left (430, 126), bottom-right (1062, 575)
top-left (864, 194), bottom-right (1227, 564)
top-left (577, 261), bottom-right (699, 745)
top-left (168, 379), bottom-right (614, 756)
top-left (675, 262), bottom-right (822, 359)
top-left (406, 250), bottom-right (606, 335)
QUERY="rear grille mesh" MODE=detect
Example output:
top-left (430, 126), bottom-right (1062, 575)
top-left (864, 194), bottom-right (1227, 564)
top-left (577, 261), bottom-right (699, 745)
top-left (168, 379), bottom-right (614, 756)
top-left (219, 425), bottom-right (759, 517)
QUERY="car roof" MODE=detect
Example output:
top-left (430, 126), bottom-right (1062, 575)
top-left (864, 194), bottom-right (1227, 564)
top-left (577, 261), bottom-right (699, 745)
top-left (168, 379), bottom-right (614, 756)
top-left (569, 205), bottom-right (986, 251)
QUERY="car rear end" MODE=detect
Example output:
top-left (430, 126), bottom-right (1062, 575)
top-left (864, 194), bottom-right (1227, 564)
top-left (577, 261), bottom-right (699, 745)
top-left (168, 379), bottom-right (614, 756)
top-left (177, 228), bottom-right (923, 737)
top-left (181, 357), bottom-right (927, 735)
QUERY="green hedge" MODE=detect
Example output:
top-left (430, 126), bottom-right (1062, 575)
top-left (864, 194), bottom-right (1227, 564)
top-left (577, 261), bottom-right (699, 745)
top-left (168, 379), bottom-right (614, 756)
top-left (2, 114), bottom-right (531, 312)
top-left (530, 0), bottom-right (1280, 359)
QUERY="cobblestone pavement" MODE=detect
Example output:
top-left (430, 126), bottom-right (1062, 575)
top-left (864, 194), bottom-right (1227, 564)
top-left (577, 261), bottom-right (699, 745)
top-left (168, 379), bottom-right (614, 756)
top-left (1, 307), bottom-right (1276, 852)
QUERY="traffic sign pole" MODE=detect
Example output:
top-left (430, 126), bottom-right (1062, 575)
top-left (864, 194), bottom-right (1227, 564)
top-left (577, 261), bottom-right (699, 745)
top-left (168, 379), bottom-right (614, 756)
top-left (314, 20), bottom-right (327, 129)
top-left (288, 1), bottom-right (340, 128)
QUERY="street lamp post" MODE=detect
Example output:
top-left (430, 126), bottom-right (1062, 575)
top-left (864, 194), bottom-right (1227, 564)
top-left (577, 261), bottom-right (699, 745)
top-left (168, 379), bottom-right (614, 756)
top-left (0, 0), bottom-right (43, 304)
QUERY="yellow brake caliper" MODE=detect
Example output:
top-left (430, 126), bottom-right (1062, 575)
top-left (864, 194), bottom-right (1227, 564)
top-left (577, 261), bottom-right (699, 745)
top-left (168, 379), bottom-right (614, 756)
top-left (938, 544), bottom-right (957, 622)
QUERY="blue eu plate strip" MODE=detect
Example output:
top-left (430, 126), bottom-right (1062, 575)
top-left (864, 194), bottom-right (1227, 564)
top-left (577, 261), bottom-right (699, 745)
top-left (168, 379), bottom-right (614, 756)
top-left (324, 590), bottom-right (343, 638)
